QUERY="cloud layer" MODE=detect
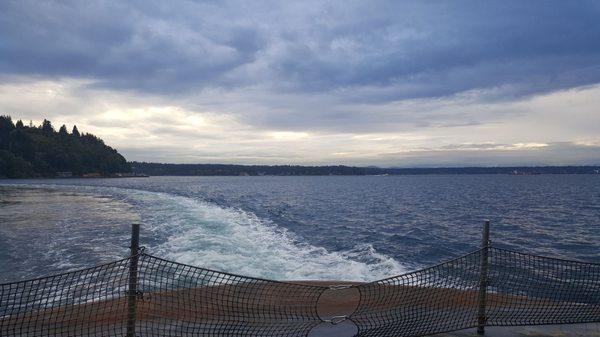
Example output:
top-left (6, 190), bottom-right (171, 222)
top-left (1, 1), bottom-right (600, 165)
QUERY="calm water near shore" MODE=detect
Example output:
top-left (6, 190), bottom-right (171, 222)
top-left (1, 175), bottom-right (599, 283)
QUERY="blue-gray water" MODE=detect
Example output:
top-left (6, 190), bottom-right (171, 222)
top-left (1, 175), bottom-right (599, 283)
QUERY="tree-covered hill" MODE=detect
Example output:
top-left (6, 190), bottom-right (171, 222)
top-left (0, 115), bottom-right (131, 178)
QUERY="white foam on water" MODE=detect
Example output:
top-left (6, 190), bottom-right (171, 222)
top-left (4, 183), bottom-right (408, 281)
top-left (124, 189), bottom-right (408, 281)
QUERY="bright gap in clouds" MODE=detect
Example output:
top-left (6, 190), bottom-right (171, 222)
top-left (1, 77), bottom-right (599, 167)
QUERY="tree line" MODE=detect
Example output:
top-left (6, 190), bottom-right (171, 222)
top-left (0, 115), bottom-right (131, 178)
top-left (131, 162), bottom-right (379, 176)
top-left (131, 162), bottom-right (600, 176)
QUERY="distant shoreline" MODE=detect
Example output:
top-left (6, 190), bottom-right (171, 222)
top-left (130, 162), bottom-right (600, 177)
top-left (0, 173), bottom-right (148, 179)
top-left (2, 164), bottom-right (600, 179)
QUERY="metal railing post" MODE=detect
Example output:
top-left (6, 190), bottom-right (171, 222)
top-left (477, 220), bottom-right (490, 335)
top-left (126, 223), bottom-right (140, 337)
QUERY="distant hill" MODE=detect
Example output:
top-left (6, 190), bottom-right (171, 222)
top-left (0, 116), bottom-right (131, 178)
top-left (131, 162), bottom-right (378, 176)
top-left (131, 162), bottom-right (600, 176)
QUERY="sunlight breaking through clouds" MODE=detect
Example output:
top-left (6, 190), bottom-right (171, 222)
top-left (1, 76), bottom-right (600, 166)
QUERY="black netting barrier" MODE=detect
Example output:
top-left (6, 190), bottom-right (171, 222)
top-left (348, 248), bottom-right (600, 337)
top-left (0, 253), bottom-right (327, 337)
top-left (1, 248), bottom-right (599, 337)
top-left (0, 257), bottom-right (131, 336)
top-left (486, 247), bottom-right (600, 326)
top-left (349, 250), bottom-right (483, 337)
top-left (135, 254), bottom-right (326, 337)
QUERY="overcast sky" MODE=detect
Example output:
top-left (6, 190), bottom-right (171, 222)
top-left (1, 1), bottom-right (600, 166)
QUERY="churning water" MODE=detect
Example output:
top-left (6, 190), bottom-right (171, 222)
top-left (1, 175), bottom-right (599, 283)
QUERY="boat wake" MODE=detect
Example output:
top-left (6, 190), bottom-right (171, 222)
top-left (6, 183), bottom-right (407, 281)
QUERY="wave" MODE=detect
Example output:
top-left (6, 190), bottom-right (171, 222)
top-left (2, 183), bottom-right (407, 281)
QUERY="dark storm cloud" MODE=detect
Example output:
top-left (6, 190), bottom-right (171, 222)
top-left (0, 1), bottom-right (266, 94)
top-left (1, 1), bottom-right (600, 101)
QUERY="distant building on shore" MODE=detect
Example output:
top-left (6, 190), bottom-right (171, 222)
top-left (114, 172), bottom-right (149, 178)
top-left (82, 173), bottom-right (103, 178)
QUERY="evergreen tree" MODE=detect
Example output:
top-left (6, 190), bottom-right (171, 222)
top-left (9, 128), bottom-right (34, 161)
top-left (0, 115), bottom-right (15, 150)
top-left (59, 124), bottom-right (68, 136)
top-left (15, 120), bottom-right (24, 129)
top-left (0, 115), bottom-right (131, 178)
top-left (41, 119), bottom-right (53, 133)
top-left (0, 150), bottom-right (32, 178)
top-left (0, 115), bottom-right (14, 128)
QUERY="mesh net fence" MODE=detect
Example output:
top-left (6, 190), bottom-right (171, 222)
top-left (135, 254), bottom-right (326, 337)
top-left (1, 253), bottom-right (327, 337)
top-left (349, 247), bottom-right (600, 337)
top-left (0, 257), bottom-right (131, 336)
top-left (349, 249), bottom-right (483, 337)
top-left (1, 248), bottom-right (599, 337)
top-left (486, 247), bottom-right (600, 326)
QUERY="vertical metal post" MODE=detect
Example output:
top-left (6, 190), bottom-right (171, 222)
top-left (126, 223), bottom-right (140, 337)
top-left (477, 220), bottom-right (490, 335)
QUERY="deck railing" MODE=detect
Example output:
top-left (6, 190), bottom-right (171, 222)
top-left (1, 222), bottom-right (599, 337)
